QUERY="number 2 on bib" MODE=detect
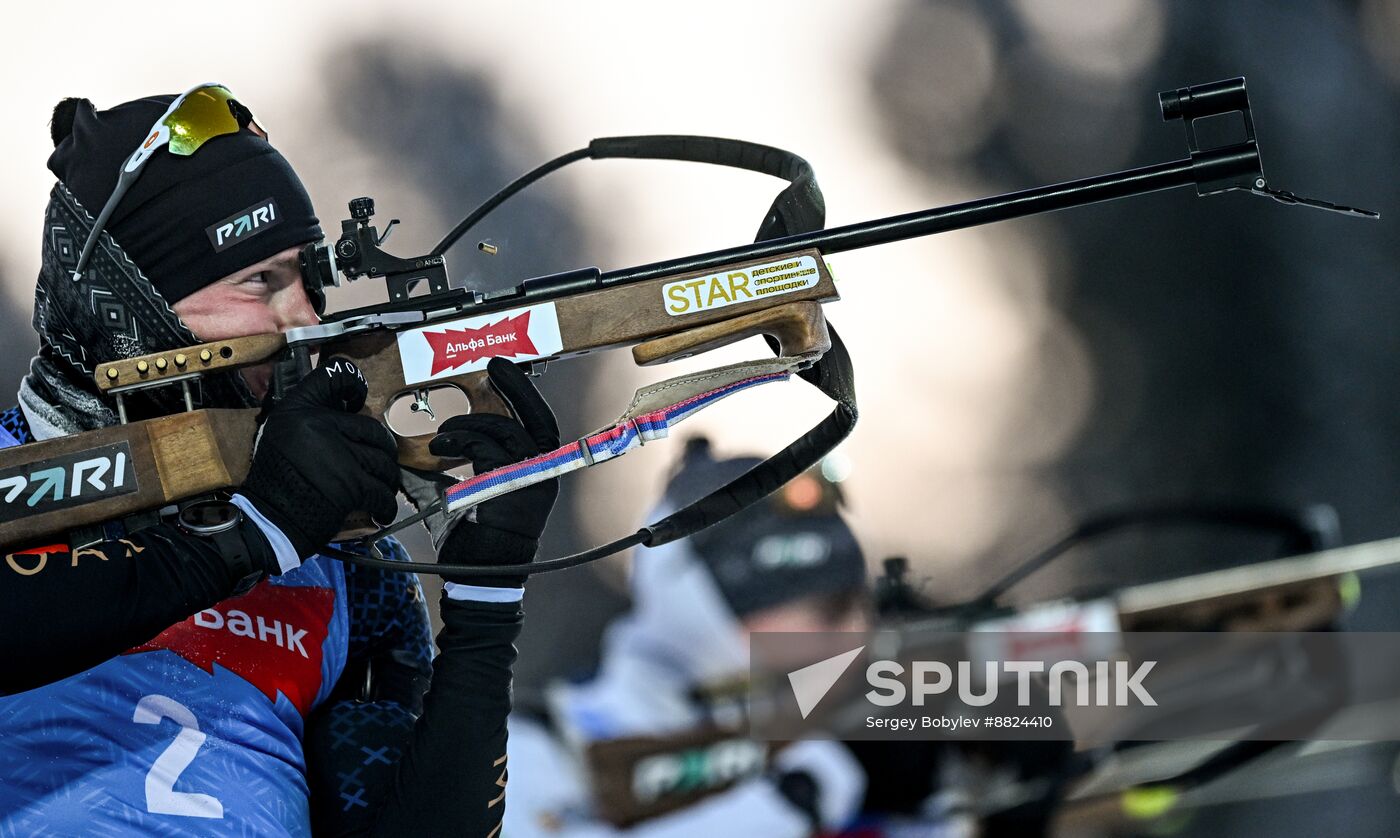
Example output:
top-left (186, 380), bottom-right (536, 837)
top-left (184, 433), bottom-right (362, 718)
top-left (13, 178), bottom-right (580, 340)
top-left (133, 694), bottom-right (224, 819)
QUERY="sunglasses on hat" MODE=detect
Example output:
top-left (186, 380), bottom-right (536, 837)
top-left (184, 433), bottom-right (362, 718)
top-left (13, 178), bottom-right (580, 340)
top-left (70, 83), bottom-right (265, 282)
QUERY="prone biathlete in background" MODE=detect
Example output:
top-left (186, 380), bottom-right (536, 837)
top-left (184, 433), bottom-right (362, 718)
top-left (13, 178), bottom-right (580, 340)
top-left (504, 438), bottom-right (1070, 837)
top-left (503, 440), bottom-right (910, 837)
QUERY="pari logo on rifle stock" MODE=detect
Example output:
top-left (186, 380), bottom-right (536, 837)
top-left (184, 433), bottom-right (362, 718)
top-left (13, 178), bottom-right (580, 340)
top-left (631, 738), bottom-right (767, 804)
top-left (397, 302), bottom-right (564, 385)
top-left (662, 255), bottom-right (822, 317)
top-left (0, 442), bottom-right (137, 525)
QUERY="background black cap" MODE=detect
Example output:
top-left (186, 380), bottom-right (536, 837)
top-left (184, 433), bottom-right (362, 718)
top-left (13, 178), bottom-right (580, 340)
top-left (664, 437), bottom-right (868, 618)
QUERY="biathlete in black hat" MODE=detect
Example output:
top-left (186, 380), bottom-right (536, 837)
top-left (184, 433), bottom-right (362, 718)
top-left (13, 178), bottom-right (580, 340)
top-left (0, 87), bottom-right (557, 837)
top-left (502, 439), bottom-right (873, 837)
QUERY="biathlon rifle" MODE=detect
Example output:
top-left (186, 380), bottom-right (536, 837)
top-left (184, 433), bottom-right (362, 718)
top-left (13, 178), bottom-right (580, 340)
top-left (0, 77), bottom-right (1378, 575)
top-left (865, 503), bottom-right (1396, 818)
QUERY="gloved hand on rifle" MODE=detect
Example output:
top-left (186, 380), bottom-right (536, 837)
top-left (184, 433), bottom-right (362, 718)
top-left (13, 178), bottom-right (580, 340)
top-left (423, 357), bottom-right (561, 591)
top-left (237, 356), bottom-right (402, 567)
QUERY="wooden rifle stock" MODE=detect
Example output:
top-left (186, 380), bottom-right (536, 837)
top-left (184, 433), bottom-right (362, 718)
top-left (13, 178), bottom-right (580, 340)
top-left (0, 411), bottom-right (257, 546)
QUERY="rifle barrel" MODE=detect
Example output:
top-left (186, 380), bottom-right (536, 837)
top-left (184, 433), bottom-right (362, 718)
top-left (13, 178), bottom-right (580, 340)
top-left (599, 149), bottom-right (1249, 287)
top-left (325, 147), bottom-right (1255, 322)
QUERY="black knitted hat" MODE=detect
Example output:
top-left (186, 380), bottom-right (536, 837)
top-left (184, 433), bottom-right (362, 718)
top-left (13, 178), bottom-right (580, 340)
top-left (47, 93), bottom-right (321, 303)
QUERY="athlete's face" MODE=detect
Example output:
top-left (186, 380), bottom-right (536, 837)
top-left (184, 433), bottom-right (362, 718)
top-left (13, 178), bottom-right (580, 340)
top-left (172, 245), bottom-right (319, 400)
top-left (735, 594), bottom-right (869, 674)
top-left (740, 595), bottom-right (870, 635)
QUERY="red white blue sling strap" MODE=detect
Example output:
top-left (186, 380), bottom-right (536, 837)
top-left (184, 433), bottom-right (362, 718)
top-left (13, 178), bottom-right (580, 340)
top-left (440, 355), bottom-right (811, 515)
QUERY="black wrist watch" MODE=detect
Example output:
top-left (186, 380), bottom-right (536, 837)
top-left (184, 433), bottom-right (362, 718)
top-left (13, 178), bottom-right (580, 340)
top-left (177, 499), bottom-right (244, 535)
top-left (176, 499), bottom-right (268, 593)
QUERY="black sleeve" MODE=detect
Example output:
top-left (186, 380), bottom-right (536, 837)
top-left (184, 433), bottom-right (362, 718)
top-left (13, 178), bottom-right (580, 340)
top-left (304, 541), bottom-right (435, 831)
top-left (0, 519), bottom-right (273, 695)
top-left (306, 595), bottom-right (522, 837)
top-left (331, 540), bottom-right (435, 712)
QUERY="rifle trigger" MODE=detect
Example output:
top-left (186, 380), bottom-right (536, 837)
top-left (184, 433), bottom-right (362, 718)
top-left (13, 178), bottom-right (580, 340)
top-left (408, 388), bottom-right (436, 421)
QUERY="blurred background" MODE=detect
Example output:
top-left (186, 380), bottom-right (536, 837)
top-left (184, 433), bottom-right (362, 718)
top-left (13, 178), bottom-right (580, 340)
top-left (4, 1), bottom-right (1399, 834)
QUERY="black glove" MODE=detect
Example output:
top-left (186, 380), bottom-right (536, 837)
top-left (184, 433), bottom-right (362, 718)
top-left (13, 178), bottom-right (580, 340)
top-left (241, 357), bottom-right (401, 559)
top-left (428, 357), bottom-right (560, 587)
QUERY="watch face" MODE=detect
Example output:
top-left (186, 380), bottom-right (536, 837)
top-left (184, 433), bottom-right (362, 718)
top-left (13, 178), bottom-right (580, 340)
top-left (179, 500), bottom-right (241, 535)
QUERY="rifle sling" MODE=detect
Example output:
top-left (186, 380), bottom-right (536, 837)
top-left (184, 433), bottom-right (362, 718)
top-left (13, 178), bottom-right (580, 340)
top-left (440, 357), bottom-right (810, 515)
top-left (331, 327), bottom-right (856, 577)
top-left (643, 324), bottom-right (856, 548)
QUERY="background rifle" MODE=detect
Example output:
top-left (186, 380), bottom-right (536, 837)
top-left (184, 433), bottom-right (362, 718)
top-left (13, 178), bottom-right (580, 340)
top-left (854, 501), bottom-right (1400, 825)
